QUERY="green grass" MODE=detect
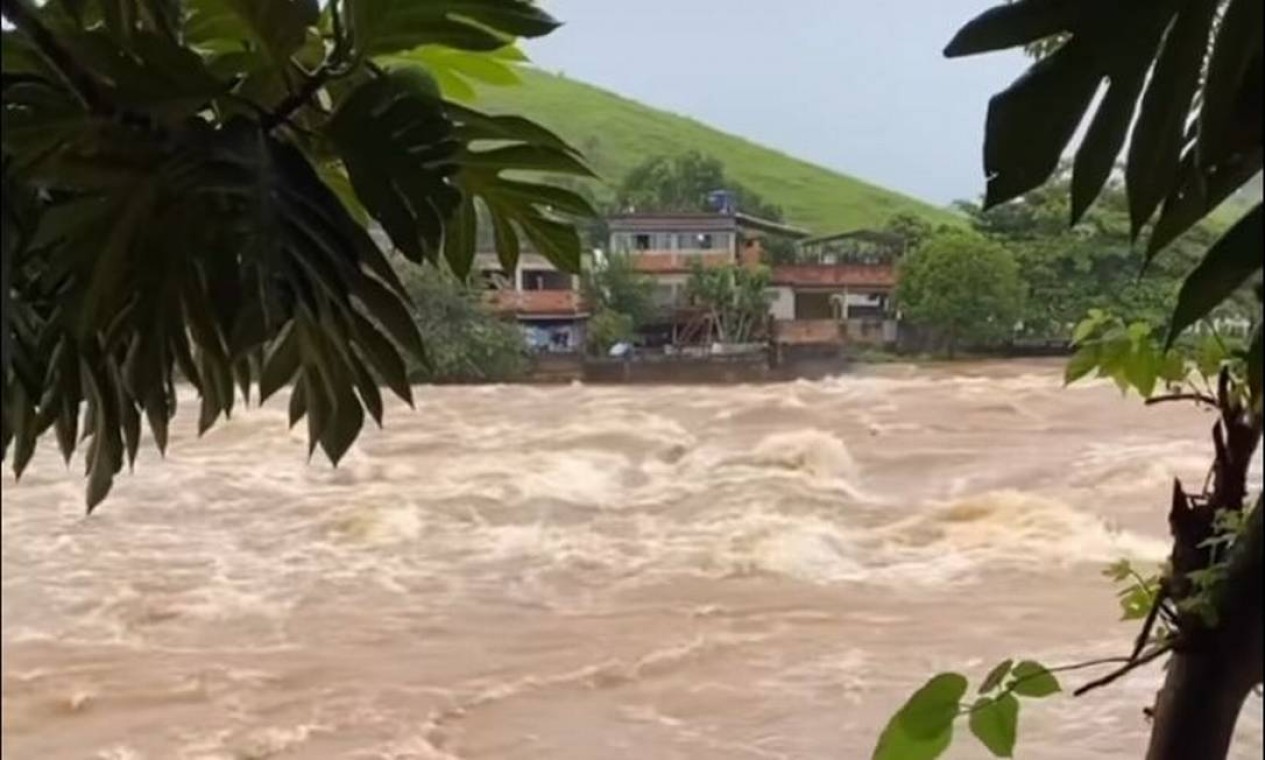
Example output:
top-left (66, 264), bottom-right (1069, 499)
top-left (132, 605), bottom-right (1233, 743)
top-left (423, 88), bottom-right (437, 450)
top-left (474, 68), bottom-right (961, 234)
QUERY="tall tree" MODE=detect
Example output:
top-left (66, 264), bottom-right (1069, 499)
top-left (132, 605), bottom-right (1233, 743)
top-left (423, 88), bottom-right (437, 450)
top-left (615, 150), bottom-right (785, 221)
top-left (894, 230), bottom-right (1024, 357)
top-left (0, 0), bottom-right (595, 510)
top-left (397, 263), bottom-right (528, 384)
top-left (875, 1), bottom-right (1262, 758)
top-left (581, 251), bottom-right (655, 328)
top-left (685, 262), bottom-right (773, 345)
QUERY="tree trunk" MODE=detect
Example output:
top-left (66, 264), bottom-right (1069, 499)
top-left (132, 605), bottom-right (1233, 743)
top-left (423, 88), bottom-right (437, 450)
top-left (1146, 504), bottom-right (1263, 760)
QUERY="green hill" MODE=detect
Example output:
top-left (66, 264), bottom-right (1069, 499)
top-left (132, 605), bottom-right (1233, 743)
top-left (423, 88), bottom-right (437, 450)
top-left (474, 68), bottom-right (960, 234)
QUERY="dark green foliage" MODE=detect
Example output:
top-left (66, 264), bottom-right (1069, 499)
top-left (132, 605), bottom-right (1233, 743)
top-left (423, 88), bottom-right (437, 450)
top-left (872, 662), bottom-right (1060, 760)
top-left (894, 230), bottom-right (1024, 356)
top-left (0, 0), bottom-right (592, 509)
top-left (684, 262), bottom-right (772, 345)
top-left (581, 253), bottom-right (655, 329)
top-left (958, 169), bottom-right (1256, 341)
top-left (947, 0), bottom-right (1262, 342)
top-left (615, 150), bottom-right (784, 221)
top-left (585, 309), bottom-right (634, 356)
top-left (395, 263), bottom-right (528, 383)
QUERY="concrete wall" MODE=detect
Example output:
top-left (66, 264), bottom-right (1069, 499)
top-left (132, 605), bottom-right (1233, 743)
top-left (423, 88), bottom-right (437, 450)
top-left (583, 354), bottom-right (771, 384)
top-left (774, 319), bottom-right (842, 345)
top-left (522, 349), bottom-right (854, 385)
top-left (769, 286), bottom-right (795, 320)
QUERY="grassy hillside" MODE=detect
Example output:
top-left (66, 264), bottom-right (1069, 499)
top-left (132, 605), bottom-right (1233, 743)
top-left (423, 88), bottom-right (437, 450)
top-left (474, 68), bottom-right (960, 234)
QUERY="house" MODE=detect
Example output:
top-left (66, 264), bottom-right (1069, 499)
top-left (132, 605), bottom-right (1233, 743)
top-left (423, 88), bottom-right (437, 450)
top-left (606, 211), bottom-right (810, 346)
top-left (769, 229), bottom-right (905, 348)
top-left (475, 245), bottom-right (589, 354)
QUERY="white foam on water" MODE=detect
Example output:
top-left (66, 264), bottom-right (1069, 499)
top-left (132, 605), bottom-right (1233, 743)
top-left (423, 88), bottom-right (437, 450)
top-left (872, 489), bottom-right (1170, 580)
top-left (5, 366), bottom-right (1240, 758)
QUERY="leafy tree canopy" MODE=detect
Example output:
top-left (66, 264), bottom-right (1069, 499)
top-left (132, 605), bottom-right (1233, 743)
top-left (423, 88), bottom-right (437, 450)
top-left (894, 230), bottom-right (1024, 356)
top-left (615, 150), bottom-right (784, 221)
top-left (957, 166), bottom-right (1257, 340)
top-left (581, 251), bottom-right (655, 329)
top-left (685, 262), bottom-right (772, 345)
top-left (396, 263), bottom-right (527, 384)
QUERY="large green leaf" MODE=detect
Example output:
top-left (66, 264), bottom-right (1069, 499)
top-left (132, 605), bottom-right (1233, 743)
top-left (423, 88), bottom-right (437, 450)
top-left (872, 673), bottom-right (966, 760)
top-left (944, 0), bottom-right (1082, 58)
top-left (1197, 0), bottom-right (1264, 170)
top-left (347, 0), bottom-right (560, 57)
top-left (1147, 145), bottom-right (1264, 259)
top-left (1009, 661), bottom-right (1061, 698)
top-left (898, 673), bottom-right (968, 739)
top-left (4, 109), bottom-right (425, 504)
top-left (1069, 5), bottom-right (1172, 224)
top-left (969, 694), bottom-right (1019, 758)
top-left (379, 44), bottom-right (526, 103)
top-left (1166, 203), bottom-right (1263, 347)
top-left (53, 0), bottom-right (182, 43)
top-left (981, 36), bottom-right (1102, 208)
top-left (215, 0), bottom-right (319, 65)
top-left (872, 718), bottom-right (954, 760)
top-left (445, 103), bottom-right (598, 276)
top-left (328, 68), bottom-right (462, 263)
top-left (1125, 0), bottom-right (1218, 238)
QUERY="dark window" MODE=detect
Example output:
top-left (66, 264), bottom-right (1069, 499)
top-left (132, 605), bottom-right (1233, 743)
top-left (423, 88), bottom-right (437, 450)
top-left (523, 270), bottom-right (572, 291)
top-left (634, 234), bottom-right (652, 250)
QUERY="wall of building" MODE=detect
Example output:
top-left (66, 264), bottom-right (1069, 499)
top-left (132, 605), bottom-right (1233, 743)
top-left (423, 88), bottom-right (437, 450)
top-left (769, 286), bottom-right (795, 320)
top-left (773, 319), bottom-right (842, 345)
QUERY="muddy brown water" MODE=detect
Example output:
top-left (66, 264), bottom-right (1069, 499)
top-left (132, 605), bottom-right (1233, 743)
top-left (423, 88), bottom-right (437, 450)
top-left (3, 360), bottom-right (1261, 759)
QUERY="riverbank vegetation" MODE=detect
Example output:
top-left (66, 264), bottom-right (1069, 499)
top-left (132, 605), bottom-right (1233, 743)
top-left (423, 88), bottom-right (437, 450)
top-left (397, 265), bottom-right (528, 384)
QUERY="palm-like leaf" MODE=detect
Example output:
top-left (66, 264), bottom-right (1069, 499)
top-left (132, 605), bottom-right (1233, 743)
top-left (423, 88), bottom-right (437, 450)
top-left (948, 0), bottom-right (1262, 344)
top-left (347, 0), bottom-right (560, 57)
top-left (2, 0), bottom-right (592, 510)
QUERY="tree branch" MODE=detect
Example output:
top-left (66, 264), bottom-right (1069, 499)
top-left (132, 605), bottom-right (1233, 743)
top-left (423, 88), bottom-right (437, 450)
top-left (1145, 392), bottom-right (1218, 407)
top-left (262, 67), bottom-right (332, 131)
top-left (1073, 644), bottom-right (1174, 697)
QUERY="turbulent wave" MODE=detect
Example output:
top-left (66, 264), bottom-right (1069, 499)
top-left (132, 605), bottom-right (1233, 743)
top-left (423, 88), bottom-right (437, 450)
top-left (6, 363), bottom-right (1250, 759)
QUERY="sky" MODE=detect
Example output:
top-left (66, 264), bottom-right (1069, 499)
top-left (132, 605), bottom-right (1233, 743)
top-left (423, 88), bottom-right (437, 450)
top-left (524, 1), bottom-right (1031, 208)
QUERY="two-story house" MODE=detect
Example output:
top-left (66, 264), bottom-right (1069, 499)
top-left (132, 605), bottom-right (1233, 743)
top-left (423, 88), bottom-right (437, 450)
top-left (475, 244), bottom-right (589, 353)
top-left (769, 229), bottom-right (905, 347)
top-left (606, 212), bottom-right (809, 345)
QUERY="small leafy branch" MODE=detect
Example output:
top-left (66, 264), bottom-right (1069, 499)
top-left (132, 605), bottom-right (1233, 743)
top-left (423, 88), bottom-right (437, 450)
top-left (873, 660), bottom-right (1064, 760)
top-left (1064, 309), bottom-right (1249, 404)
top-left (873, 310), bottom-right (1262, 759)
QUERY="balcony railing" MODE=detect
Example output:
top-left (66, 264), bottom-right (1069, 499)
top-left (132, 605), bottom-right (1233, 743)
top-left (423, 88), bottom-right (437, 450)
top-left (628, 251), bottom-right (734, 273)
top-left (773, 319), bottom-right (844, 345)
top-left (771, 263), bottom-right (896, 288)
top-left (486, 290), bottom-right (587, 316)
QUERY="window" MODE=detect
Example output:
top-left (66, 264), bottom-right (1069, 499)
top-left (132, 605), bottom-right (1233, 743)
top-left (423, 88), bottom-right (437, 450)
top-left (634, 234), bottom-right (652, 250)
top-left (523, 270), bottom-right (572, 291)
top-left (696, 233), bottom-right (714, 250)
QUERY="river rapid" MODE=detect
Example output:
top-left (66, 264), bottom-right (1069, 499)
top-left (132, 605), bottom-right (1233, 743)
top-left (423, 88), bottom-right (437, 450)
top-left (3, 360), bottom-right (1261, 759)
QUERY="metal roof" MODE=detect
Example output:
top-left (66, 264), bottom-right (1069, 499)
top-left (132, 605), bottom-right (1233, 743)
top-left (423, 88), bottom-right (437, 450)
top-left (800, 229), bottom-right (906, 247)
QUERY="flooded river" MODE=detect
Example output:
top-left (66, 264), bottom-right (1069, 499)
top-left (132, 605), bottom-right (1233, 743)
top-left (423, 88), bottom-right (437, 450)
top-left (3, 360), bottom-right (1261, 759)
